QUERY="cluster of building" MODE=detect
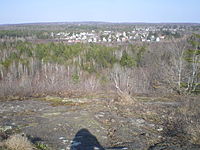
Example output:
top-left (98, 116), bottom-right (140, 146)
top-left (51, 26), bottom-right (185, 43)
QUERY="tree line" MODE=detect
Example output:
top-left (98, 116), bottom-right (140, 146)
top-left (0, 34), bottom-right (200, 96)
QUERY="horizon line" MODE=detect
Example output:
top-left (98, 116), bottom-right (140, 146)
top-left (1, 21), bottom-right (200, 26)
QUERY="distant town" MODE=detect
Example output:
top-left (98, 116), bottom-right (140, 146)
top-left (51, 24), bottom-right (197, 43)
top-left (54, 29), bottom-right (165, 43)
top-left (0, 23), bottom-right (199, 43)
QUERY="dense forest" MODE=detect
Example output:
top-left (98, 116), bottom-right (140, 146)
top-left (0, 33), bottom-right (200, 97)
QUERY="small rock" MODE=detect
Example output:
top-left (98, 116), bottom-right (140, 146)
top-left (59, 137), bottom-right (65, 140)
top-left (99, 112), bottom-right (105, 115)
top-left (98, 114), bottom-right (104, 117)
top-left (114, 107), bottom-right (118, 110)
top-left (62, 139), bottom-right (68, 143)
top-left (66, 146), bottom-right (70, 150)
top-left (111, 119), bottom-right (116, 123)
top-left (157, 127), bottom-right (163, 132)
top-left (158, 135), bottom-right (162, 138)
top-left (11, 123), bottom-right (16, 126)
top-left (148, 124), bottom-right (155, 128)
top-left (2, 126), bottom-right (12, 131)
top-left (136, 119), bottom-right (145, 124)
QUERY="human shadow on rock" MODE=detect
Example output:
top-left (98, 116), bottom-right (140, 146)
top-left (70, 128), bottom-right (105, 150)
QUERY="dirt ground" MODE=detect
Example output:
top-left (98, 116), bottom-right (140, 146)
top-left (0, 95), bottom-right (199, 150)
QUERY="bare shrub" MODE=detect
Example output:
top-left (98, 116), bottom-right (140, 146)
top-left (182, 97), bottom-right (200, 145)
top-left (110, 63), bottom-right (152, 96)
top-left (4, 134), bottom-right (34, 150)
top-left (117, 91), bottom-right (135, 104)
top-left (188, 124), bottom-right (200, 145)
top-left (161, 96), bottom-right (200, 145)
top-left (161, 115), bottom-right (187, 138)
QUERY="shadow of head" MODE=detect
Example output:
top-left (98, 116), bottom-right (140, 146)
top-left (70, 128), bottom-right (105, 150)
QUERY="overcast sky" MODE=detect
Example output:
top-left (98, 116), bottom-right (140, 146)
top-left (0, 0), bottom-right (200, 24)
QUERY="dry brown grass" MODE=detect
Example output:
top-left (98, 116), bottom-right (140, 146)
top-left (180, 97), bottom-right (200, 145)
top-left (188, 124), bottom-right (200, 145)
top-left (4, 134), bottom-right (34, 150)
top-left (116, 91), bottom-right (137, 104)
top-left (160, 96), bottom-right (200, 145)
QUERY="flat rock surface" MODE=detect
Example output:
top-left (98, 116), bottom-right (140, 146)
top-left (0, 97), bottom-right (194, 150)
